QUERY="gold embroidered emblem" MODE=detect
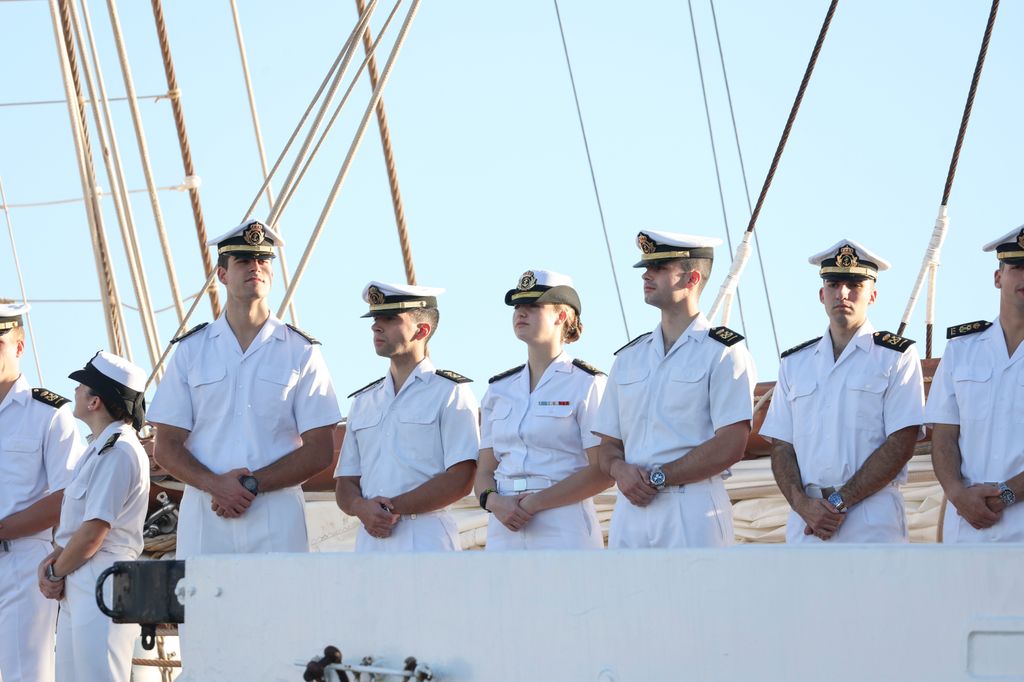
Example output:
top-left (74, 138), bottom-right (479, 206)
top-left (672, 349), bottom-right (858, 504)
top-left (1017, 229), bottom-right (1024, 249)
top-left (243, 222), bottom-right (266, 245)
top-left (637, 233), bottom-right (657, 254)
top-left (367, 286), bottom-right (386, 305)
top-left (517, 271), bottom-right (537, 291)
top-left (836, 245), bottom-right (859, 269)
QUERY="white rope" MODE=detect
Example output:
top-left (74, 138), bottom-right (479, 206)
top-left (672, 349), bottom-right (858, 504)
top-left (707, 231), bottom-right (754, 323)
top-left (2, 184), bottom-right (194, 210)
top-left (46, 0), bottom-right (129, 357)
top-left (276, 0), bottom-right (422, 319)
top-left (228, 0), bottom-right (298, 325)
top-left (925, 262), bottom-right (938, 327)
top-left (0, 177), bottom-right (45, 383)
top-left (899, 205), bottom-right (949, 329)
top-left (0, 94), bottom-right (166, 108)
top-left (72, 0), bottom-right (163, 367)
top-left (145, 270), bottom-right (217, 391)
top-left (104, 0), bottom-right (186, 325)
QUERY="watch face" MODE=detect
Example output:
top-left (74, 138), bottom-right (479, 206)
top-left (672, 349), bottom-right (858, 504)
top-left (650, 469), bottom-right (666, 487)
top-left (240, 475), bottom-right (259, 495)
top-left (827, 492), bottom-right (845, 511)
top-left (1000, 488), bottom-right (1016, 506)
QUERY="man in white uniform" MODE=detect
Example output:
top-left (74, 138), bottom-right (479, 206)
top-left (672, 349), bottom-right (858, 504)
top-left (335, 282), bottom-right (479, 551)
top-left (926, 225), bottom-right (1024, 542)
top-left (0, 302), bottom-right (84, 682)
top-left (593, 231), bottom-right (756, 548)
top-left (148, 220), bottom-right (342, 557)
top-left (760, 240), bottom-right (924, 543)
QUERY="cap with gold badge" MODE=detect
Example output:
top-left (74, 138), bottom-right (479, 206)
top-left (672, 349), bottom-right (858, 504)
top-left (504, 269), bottom-right (581, 314)
top-left (0, 301), bottom-right (29, 336)
top-left (360, 281), bottom-right (445, 318)
top-left (808, 239), bottom-right (890, 281)
top-left (633, 230), bottom-right (722, 268)
top-left (982, 224), bottom-right (1024, 265)
top-left (207, 219), bottom-right (284, 259)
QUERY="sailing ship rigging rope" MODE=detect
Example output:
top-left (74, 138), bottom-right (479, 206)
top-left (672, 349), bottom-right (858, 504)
top-left (552, 0), bottom-right (631, 343)
top-left (0, 177), bottom-right (45, 383)
top-left (707, 0), bottom-right (839, 324)
top-left (897, 0), bottom-right (1000, 358)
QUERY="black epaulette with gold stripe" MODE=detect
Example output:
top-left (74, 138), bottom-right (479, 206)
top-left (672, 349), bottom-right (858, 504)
top-left (489, 365), bottom-right (525, 384)
top-left (435, 369), bottom-right (472, 384)
top-left (709, 326), bottom-right (744, 347)
top-left (98, 432), bottom-right (121, 456)
top-left (572, 358), bottom-right (605, 376)
top-left (347, 377), bottom-right (384, 399)
top-left (171, 322), bottom-right (209, 344)
top-left (614, 332), bottom-right (652, 355)
top-left (286, 323), bottom-right (321, 345)
top-left (32, 388), bottom-right (70, 409)
top-left (946, 320), bottom-right (991, 340)
top-left (781, 337), bottom-right (821, 359)
top-left (873, 331), bottom-right (914, 353)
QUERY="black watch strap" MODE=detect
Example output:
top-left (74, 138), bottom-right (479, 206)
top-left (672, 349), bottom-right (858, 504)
top-left (238, 474), bottom-right (260, 496)
top-left (479, 488), bottom-right (496, 512)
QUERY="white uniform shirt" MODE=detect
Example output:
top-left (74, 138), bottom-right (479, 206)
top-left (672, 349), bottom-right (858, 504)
top-left (55, 422), bottom-right (149, 556)
top-left (148, 315), bottom-right (342, 472)
top-left (481, 352), bottom-right (605, 484)
top-left (0, 375), bottom-right (84, 539)
top-left (761, 320), bottom-right (925, 487)
top-left (926, 317), bottom-right (1024, 484)
top-left (592, 314), bottom-right (756, 467)
top-left (336, 357), bottom-right (480, 499)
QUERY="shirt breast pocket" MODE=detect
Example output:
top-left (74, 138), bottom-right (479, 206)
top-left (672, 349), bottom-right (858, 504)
top-left (253, 366), bottom-right (301, 421)
top-left (614, 367), bottom-right (650, 430)
top-left (953, 367), bottom-right (992, 421)
top-left (787, 381), bottom-right (819, 435)
top-left (668, 366), bottom-right (708, 423)
top-left (850, 375), bottom-right (887, 427)
top-left (187, 366), bottom-right (228, 418)
top-left (0, 436), bottom-right (42, 478)
top-left (397, 410), bottom-right (438, 460)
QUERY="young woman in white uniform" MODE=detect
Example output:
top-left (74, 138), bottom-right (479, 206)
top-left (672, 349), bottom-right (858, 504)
top-left (37, 352), bottom-right (150, 682)
top-left (476, 270), bottom-right (611, 549)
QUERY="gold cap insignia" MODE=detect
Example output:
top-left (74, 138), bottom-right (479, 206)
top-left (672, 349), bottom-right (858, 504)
top-left (243, 222), bottom-right (266, 246)
top-left (637, 233), bottom-right (657, 254)
top-left (517, 271), bottom-right (537, 291)
top-left (1017, 229), bottom-right (1024, 249)
top-left (367, 286), bottom-right (386, 305)
top-left (836, 245), bottom-right (859, 269)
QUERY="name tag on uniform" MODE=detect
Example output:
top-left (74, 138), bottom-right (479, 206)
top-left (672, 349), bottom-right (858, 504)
top-left (537, 401), bottom-right (571, 406)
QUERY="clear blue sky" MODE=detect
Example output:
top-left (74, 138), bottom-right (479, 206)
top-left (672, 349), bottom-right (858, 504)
top-left (1, 0), bottom-right (1022, 405)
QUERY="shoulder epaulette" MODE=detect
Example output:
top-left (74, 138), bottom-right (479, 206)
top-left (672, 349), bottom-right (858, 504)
top-left (873, 331), bottom-right (915, 353)
top-left (572, 358), bottom-right (605, 376)
top-left (347, 377), bottom-right (384, 399)
top-left (781, 337), bottom-right (821, 359)
top-left (489, 365), bottom-right (525, 384)
top-left (98, 432), bottom-right (121, 456)
top-left (946, 320), bottom-right (992, 340)
top-left (709, 326), bottom-right (744, 347)
top-left (286, 323), bottom-right (321, 345)
top-left (614, 332), bottom-right (652, 355)
top-left (435, 369), bottom-right (472, 384)
top-left (171, 322), bottom-right (208, 344)
top-left (32, 388), bottom-right (70, 409)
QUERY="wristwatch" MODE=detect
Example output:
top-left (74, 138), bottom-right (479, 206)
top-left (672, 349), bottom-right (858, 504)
top-left (238, 474), bottom-right (260, 497)
top-left (479, 488), bottom-right (496, 512)
top-left (827, 491), bottom-right (847, 513)
top-left (45, 563), bottom-right (65, 583)
top-left (998, 482), bottom-right (1016, 507)
top-left (649, 465), bottom-right (666, 490)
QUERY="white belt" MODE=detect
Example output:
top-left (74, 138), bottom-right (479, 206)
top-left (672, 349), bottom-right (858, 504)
top-left (400, 509), bottom-right (449, 521)
top-left (656, 476), bottom-right (721, 494)
top-left (496, 476), bottom-right (554, 494)
top-left (805, 481), bottom-right (898, 498)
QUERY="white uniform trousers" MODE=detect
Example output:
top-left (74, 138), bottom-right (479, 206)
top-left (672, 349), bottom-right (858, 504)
top-left (176, 485), bottom-right (309, 558)
top-left (943, 499), bottom-right (1024, 543)
top-left (355, 511), bottom-right (460, 552)
top-left (55, 549), bottom-right (138, 682)
top-left (609, 478), bottom-right (733, 549)
top-left (0, 538), bottom-right (57, 682)
top-left (786, 486), bottom-right (908, 544)
top-left (485, 498), bottom-right (603, 550)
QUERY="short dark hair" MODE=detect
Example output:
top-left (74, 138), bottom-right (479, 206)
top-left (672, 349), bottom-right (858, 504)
top-left (409, 307), bottom-right (439, 343)
top-left (87, 388), bottom-right (131, 423)
top-left (675, 258), bottom-right (713, 294)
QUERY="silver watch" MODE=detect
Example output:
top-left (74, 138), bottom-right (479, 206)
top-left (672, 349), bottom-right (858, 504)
top-left (649, 465), bottom-right (666, 489)
top-left (998, 482), bottom-right (1016, 507)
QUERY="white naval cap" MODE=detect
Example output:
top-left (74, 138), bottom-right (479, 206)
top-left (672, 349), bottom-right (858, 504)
top-left (981, 224), bottom-right (1024, 264)
top-left (504, 269), bottom-right (582, 314)
top-left (207, 218), bottom-right (284, 258)
top-left (633, 230), bottom-right (723, 268)
top-left (0, 301), bottom-right (29, 334)
top-left (69, 351), bottom-right (147, 429)
top-left (361, 281), bottom-right (445, 318)
top-left (808, 239), bottom-right (890, 281)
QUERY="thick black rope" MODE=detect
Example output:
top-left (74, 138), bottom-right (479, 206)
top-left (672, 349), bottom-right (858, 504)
top-left (744, 0), bottom-right (838, 235)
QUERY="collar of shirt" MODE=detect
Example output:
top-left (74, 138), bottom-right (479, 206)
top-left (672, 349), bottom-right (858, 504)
top-left (531, 351), bottom-right (574, 394)
top-left (383, 356), bottom-right (436, 398)
top-left (77, 420), bottom-right (125, 470)
top-left (815, 319), bottom-right (876, 368)
top-left (207, 313), bottom-right (287, 357)
top-left (0, 373), bottom-right (31, 414)
top-left (653, 312), bottom-right (711, 359)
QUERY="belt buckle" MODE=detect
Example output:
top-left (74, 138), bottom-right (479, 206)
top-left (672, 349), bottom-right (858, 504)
top-left (512, 478), bottom-right (528, 493)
